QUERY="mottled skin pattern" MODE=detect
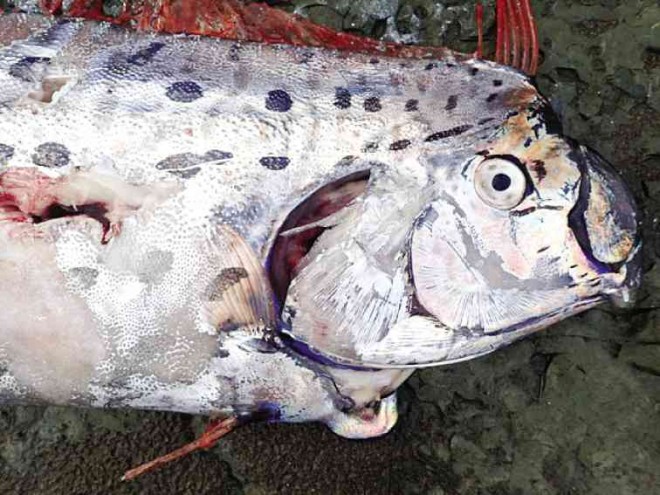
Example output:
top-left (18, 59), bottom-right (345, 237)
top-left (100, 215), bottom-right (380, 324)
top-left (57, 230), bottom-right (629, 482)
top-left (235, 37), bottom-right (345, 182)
top-left (0, 13), bottom-right (640, 442)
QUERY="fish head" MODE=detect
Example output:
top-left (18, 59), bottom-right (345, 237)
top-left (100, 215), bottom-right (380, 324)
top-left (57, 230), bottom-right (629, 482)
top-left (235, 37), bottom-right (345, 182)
top-left (280, 96), bottom-right (641, 369)
top-left (406, 102), bottom-right (641, 362)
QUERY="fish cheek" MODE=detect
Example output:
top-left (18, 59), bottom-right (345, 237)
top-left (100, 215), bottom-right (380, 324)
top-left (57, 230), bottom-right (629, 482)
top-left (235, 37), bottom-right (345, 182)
top-left (410, 194), bottom-right (583, 333)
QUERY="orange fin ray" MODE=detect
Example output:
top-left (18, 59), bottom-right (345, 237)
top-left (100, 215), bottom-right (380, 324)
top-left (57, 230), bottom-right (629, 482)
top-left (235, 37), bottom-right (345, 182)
top-left (121, 416), bottom-right (239, 481)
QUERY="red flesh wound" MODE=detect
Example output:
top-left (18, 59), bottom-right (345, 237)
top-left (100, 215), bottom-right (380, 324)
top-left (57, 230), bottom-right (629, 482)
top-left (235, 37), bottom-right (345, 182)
top-left (0, 169), bottom-right (113, 243)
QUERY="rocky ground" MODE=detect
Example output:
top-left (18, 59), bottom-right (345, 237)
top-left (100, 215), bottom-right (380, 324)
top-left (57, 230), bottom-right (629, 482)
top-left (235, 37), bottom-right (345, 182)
top-left (0, 0), bottom-right (658, 493)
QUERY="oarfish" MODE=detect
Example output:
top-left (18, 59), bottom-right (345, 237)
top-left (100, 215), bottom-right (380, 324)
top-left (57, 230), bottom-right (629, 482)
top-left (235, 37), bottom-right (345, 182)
top-left (0, 1), bottom-right (641, 478)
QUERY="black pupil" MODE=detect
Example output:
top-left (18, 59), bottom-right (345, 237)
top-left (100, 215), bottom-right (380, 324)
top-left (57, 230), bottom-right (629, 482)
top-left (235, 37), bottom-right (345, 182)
top-left (492, 173), bottom-right (511, 191)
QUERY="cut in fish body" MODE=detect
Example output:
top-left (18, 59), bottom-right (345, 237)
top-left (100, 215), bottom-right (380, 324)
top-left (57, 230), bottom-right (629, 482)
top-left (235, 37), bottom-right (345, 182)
top-left (0, 12), bottom-right (641, 446)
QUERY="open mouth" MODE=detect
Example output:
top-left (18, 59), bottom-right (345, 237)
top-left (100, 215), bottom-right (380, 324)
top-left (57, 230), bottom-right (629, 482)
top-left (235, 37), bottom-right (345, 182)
top-left (268, 171), bottom-right (370, 305)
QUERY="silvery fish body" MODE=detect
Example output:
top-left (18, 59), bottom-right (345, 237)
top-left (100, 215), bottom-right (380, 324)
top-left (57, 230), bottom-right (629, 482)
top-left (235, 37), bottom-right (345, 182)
top-left (0, 14), bottom-right (640, 438)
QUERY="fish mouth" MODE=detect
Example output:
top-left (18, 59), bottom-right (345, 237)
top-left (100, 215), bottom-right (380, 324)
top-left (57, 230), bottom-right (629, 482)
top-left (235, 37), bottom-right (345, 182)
top-left (267, 171), bottom-right (371, 306)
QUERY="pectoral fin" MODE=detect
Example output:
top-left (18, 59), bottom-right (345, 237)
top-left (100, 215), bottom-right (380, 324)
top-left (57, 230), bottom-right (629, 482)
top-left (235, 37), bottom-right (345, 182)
top-left (203, 225), bottom-right (275, 334)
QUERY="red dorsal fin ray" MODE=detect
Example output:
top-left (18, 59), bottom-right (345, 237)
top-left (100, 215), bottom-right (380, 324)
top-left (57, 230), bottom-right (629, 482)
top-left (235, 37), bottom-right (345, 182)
top-left (494, 0), bottom-right (539, 74)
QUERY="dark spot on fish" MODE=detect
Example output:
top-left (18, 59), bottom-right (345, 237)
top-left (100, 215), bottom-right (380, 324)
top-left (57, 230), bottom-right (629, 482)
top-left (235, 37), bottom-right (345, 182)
top-left (0, 144), bottom-right (15, 164)
top-left (531, 160), bottom-right (547, 181)
top-left (205, 150), bottom-right (234, 161)
top-left (32, 142), bottom-right (70, 168)
top-left (478, 117), bottom-right (495, 125)
top-left (127, 42), bottom-right (165, 65)
top-left (362, 142), bottom-right (379, 153)
top-left (444, 95), bottom-right (459, 111)
top-left (424, 124), bottom-right (473, 142)
top-left (9, 56), bottom-right (49, 82)
top-left (524, 137), bottom-right (533, 147)
top-left (156, 153), bottom-right (201, 170)
top-left (469, 67), bottom-right (479, 76)
top-left (206, 267), bottom-right (249, 300)
top-left (166, 81), bottom-right (203, 103)
top-left (404, 99), bottom-right (419, 112)
top-left (364, 97), bottom-right (382, 112)
top-left (569, 264), bottom-right (578, 269)
top-left (334, 87), bottom-right (351, 109)
top-left (228, 43), bottom-right (241, 61)
top-left (299, 51), bottom-right (314, 64)
top-left (67, 267), bottom-right (99, 290)
top-left (537, 246), bottom-right (550, 253)
top-left (568, 282), bottom-right (578, 288)
top-left (156, 150), bottom-right (232, 178)
top-left (538, 205), bottom-right (563, 212)
top-left (424, 62), bottom-right (436, 71)
top-left (486, 93), bottom-right (499, 102)
top-left (167, 167), bottom-right (201, 179)
top-left (337, 155), bottom-right (358, 167)
top-left (493, 79), bottom-right (503, 87)
top-left (370, 58), bottom-right (380, 64)
top-left (510, 206), bottom-right (537, 217)
top-left (579, 273), bottom-right (589, 278)
top-left (476, 150), bottom-right (490, 156)
top-left (265, 89), bottom-right (293, 112)
top-left (215, 348), bottom-right (230, 358)
top-left (260, 156), bottom-right (290, 170)
top-left (390, 139), bottom-right (412, 151)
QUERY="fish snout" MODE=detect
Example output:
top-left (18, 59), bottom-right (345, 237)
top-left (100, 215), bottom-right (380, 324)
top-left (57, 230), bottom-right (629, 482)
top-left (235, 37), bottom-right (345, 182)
top-left (568, 145), bottom-right (642, 300)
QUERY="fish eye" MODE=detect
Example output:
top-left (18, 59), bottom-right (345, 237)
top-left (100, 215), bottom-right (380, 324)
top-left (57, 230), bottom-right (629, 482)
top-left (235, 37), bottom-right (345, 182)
top-left (474, 157), bottom-right (527, 210)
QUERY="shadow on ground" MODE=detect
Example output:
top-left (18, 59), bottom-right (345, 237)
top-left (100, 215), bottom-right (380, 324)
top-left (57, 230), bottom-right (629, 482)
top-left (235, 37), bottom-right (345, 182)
top-left (0, 0), bottom-right (658, 493)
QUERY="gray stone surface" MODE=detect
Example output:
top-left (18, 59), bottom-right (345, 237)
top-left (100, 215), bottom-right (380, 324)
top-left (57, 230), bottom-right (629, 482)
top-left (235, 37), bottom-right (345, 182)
top-left (0, 0), bottom-right (658, 493)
